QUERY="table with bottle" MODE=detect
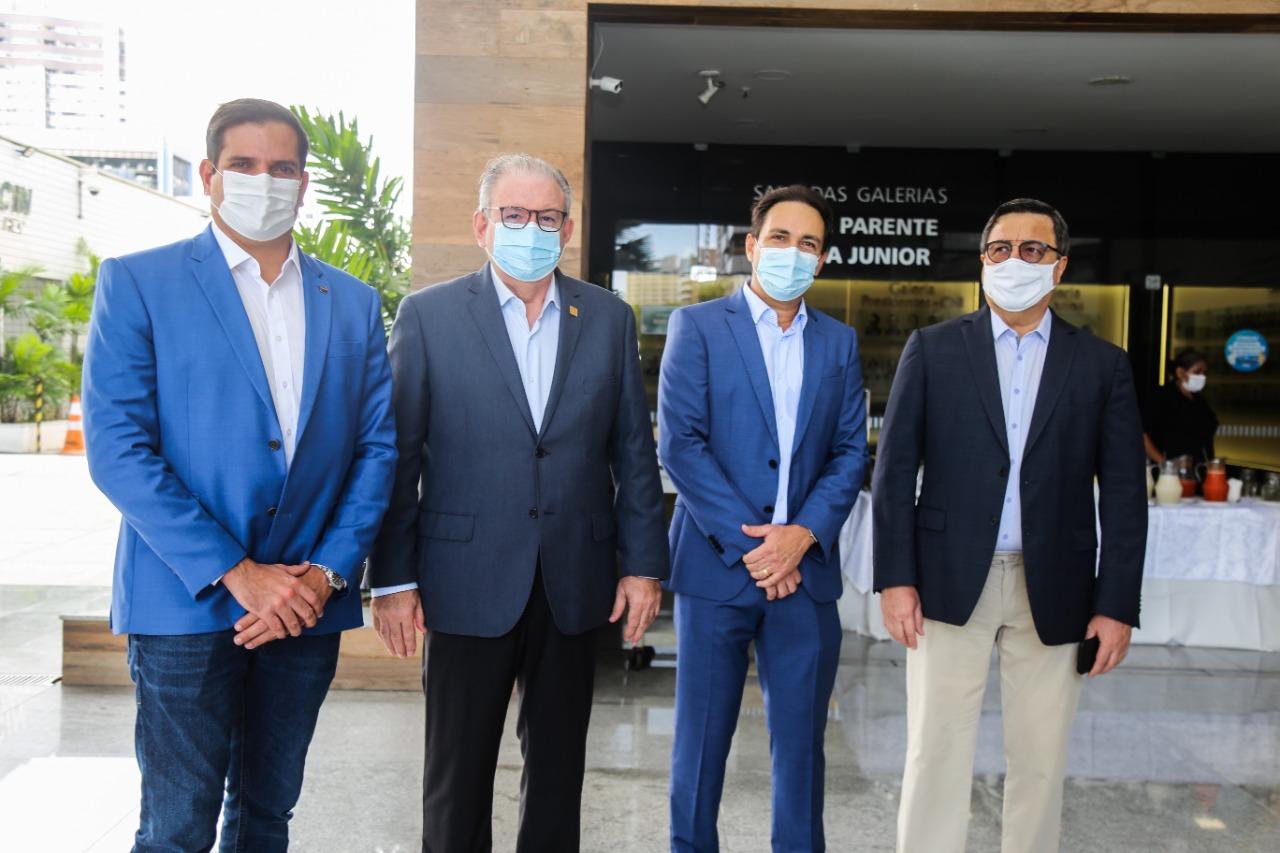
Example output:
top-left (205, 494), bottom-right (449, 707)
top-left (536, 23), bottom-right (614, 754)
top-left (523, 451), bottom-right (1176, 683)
top-left (837, 469), bottom-right (1280, 652)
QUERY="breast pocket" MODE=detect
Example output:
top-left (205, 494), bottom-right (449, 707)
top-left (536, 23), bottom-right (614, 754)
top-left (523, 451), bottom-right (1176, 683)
top-left (583, 376), bottom-right (619, 396)
top-left (328, 339), bottom-right (364, 359)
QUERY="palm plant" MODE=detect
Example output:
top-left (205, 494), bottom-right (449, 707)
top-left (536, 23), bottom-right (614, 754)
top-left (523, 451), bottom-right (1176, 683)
top-left (290, 106), bottom-right (411, 330)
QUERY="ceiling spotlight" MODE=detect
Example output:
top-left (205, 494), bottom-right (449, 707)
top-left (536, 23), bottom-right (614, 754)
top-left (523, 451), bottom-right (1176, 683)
top-left (589, 76), bottom-right (623, 94)
top-left (1088, 74), bottom-right (1133, 86)
top-left (697, 71), bottom-right (725, 105)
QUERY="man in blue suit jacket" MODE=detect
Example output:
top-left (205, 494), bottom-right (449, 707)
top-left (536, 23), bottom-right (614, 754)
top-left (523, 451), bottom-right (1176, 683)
top-left (82, 99), bottom-right (396, 853)
top-left (660, 185), bottom-right (868, 852)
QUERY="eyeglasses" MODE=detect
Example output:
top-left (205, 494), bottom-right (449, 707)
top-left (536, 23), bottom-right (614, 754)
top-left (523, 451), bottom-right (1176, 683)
top-left (983, 240), bottom-right (1063, 264)
top-left (482, 206), bottom-right (568, 233)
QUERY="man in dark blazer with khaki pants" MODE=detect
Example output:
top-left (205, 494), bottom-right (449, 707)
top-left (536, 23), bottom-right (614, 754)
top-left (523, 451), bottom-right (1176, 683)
top-left (367, 154), bottom-right (668, 853)
top-left (873, 198), bottom-right (1147, 853)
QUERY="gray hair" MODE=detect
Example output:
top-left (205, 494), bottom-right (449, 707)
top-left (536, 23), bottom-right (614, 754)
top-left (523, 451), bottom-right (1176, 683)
top-left (477, 153), bottom-right (573, 213)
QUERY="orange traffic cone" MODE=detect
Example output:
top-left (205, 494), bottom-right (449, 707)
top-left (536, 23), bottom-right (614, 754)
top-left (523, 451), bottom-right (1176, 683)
top-left (63, 395), bottom-right (85, 454)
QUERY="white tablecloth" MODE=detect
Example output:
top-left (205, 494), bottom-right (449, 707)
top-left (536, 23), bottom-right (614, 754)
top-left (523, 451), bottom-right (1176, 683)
top-left (1144, 498), bottom-right (1280, 586)
top-left (836, 493), bottom-right (1280, 651)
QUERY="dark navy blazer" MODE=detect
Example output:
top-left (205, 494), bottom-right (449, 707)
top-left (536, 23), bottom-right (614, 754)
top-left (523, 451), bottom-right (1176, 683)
top-left (367, 265), bottom-right (668, 637)
top-left (872, 306), bottom-right (1148, 646)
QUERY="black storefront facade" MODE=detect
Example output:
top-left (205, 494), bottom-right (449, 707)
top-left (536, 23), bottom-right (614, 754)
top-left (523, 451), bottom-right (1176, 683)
top-left (588, 142), bottom-right (1280, 471)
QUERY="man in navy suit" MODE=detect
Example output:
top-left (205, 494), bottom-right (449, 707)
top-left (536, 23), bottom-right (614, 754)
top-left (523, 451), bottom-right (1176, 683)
top-left (83, 99), bottom-right (396, 852)
top-left (367, 154), bottom-right (668, 852)
top-left (659, 185), bottom-right (868, 852)
top-left (873, 199), bottom-right (1147, 853)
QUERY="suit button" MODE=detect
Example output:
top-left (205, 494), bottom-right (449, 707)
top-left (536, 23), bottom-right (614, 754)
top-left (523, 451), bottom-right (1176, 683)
top-left (268, 439), bottom-right (281, 451)
top-left (998, 466), bottom-right (1008, 478)
top-left (267, 506), bottom-right (278, 517)
top-left (529, 507), bottom-right (539, 519)
top-left (535, 447), bottom-right (548, 458)
top-left (989, 516), bottom-right (998, 525)
top-left (764, 505), bottom-right (774, 515)
top-left (768, 459), bottom-right (778, 469)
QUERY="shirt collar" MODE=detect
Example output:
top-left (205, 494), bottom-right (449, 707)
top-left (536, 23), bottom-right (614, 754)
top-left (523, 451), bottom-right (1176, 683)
top-left (743, 282), bottom-right (807, 330)
top-left (209, 220), bottom-right (300, 281)
top-left (490, 263), bottom-right (559, 318)
top-left (990, 306), bottom-right (1053, 344)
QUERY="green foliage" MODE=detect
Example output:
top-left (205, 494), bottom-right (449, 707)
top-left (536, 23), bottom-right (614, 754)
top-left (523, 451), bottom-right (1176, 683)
top-left (290, 105), bottom-right (411, 330)
top-left (0, 244), bottom-right (98, 423)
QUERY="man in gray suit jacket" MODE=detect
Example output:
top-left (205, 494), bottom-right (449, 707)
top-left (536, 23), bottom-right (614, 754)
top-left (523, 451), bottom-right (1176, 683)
top-left (368, 154), bottom-right (668, 853)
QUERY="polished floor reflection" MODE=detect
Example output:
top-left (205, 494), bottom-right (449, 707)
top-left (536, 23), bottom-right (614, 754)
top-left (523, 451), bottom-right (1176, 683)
top-left (0, 585), bottom-right (1277, 852)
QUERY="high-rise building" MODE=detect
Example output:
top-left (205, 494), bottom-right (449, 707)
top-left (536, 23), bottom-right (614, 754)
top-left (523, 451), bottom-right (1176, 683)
top-left (0, 10), bottom-right (127, 133)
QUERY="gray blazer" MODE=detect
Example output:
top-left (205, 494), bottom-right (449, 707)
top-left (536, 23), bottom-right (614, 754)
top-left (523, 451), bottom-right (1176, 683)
top-left (368, 264), bottom-right (668, 637)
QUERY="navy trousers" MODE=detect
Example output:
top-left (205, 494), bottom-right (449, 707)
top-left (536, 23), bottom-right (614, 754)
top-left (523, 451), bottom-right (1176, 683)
top-left (670, 583), bottom-right (842, 853)
top-left (127, 629), bottom-right (340, 853)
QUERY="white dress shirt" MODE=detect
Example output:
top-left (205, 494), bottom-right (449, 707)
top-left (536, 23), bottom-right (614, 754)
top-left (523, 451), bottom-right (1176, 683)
top-left (371, 265), bottom-right (562, 598)
top-left (991, 308), bottom-right (1053, 552)
top-left (210, 221), bottom-right (306, 468)
top-left (743, 284), bottom-right (807, 525)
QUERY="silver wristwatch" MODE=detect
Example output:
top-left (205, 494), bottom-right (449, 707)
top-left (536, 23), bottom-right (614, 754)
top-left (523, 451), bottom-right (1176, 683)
top-left (311, 563), bottom-right (347, 594)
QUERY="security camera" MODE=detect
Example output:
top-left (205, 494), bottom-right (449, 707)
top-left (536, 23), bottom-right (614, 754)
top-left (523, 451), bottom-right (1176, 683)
top-left (697, 77), bottom-right (725, 105)
top-left (87, 186), bottom-right (101, 196)
top-left (590, 76), bottom-right (623, 95)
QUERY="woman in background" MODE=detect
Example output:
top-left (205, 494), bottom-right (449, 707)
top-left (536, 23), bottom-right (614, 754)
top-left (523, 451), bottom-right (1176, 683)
top-left (1143, 348), bottom-right (1219, 465)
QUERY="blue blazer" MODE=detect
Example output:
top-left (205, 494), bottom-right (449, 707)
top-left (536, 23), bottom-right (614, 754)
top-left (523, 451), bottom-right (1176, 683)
top-left (658, 286), bottom-right (868, 603)
top-left (82, 226), bottom-right (397, 636)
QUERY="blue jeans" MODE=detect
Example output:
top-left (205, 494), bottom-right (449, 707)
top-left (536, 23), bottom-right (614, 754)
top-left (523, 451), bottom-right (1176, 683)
top-left (127, 629), bottom-right (340, 853)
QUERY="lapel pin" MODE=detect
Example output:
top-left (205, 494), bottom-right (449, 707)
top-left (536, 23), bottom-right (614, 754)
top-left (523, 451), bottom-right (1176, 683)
top-left (569, 305), bottom-right (579, 317)
top-left (319, 285), bottom-right (329, 294)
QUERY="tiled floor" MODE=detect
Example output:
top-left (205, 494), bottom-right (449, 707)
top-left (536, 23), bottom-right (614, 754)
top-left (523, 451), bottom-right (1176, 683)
top-left (2, 457), bottom-right (1277, 851)
top-left (0, 585), bottom-right (1277, 852)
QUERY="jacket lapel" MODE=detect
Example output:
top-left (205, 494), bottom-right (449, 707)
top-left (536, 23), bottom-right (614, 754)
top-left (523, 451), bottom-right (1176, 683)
top-left (790, 311), bottom-right (826, 454)
top-left (293, 254), bottom-right (332, 447)
top-left (961, 307), bottom-right (1010, 457)
top-left (466, 264), bottom-right (537, 438)
top-left (537, 273), bottom-right (583, 439)
top-left (1024, 311), bottom-right (1080, 455)
top-left (189, 227), bottom-right (275, 415)
top-left (725, 287), bottom-right (780, 452)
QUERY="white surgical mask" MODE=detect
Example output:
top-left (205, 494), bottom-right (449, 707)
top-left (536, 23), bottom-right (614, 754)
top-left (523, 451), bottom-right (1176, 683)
top-left (213, 168), bottom-right (301, 242)
top-left (1182, 373), bottom-right (1207, 393)
top-left (982, 258), bottom-right (1057, 313)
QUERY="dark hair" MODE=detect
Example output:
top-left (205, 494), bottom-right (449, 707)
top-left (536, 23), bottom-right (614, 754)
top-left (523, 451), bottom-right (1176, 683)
top-left (1171, 348), bottom-right (1206, 374)
top-left (206, 98), bottom-right (308, 169)
top-left (979, 198), bottom-right (1070, 257)
top-left (750, 185), bottom-right (835, 248)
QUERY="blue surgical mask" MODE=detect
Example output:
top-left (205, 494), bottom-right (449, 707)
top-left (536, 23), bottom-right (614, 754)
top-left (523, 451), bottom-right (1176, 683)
top-left (489, 221), bottom-right (563, 282)
top-left (755, 246), bottom-right (819, 302)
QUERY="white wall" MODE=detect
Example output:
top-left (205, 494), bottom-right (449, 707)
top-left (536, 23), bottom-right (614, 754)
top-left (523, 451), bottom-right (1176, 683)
top-left (0, 135), bottom-right (208, 282)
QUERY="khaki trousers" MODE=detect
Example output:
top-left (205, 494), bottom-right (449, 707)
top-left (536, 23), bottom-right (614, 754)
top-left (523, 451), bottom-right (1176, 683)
top-left (897, 553), bottom-right (1083, 853)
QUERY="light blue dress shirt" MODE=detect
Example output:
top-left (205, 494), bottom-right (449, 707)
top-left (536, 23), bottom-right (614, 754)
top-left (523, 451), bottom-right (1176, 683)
top-left (992, 308), bottom-right (1053, 553)
top-left (371, 266), bottom-right (561, 598)
top-left (743, 284), bottom-right (807, 525)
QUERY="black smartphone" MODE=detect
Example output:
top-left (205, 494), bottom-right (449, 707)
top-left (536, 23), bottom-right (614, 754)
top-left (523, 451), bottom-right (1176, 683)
top-left (1077, 636), bottom-right (1101, 674)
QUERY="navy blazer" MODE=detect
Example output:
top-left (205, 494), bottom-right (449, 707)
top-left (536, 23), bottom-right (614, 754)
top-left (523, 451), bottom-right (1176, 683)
top-left (83, 226), bottom-right (397, 635)
top-left (872, 306), bottom-right (1148, 646)
top-left (367, 265), bottom-right (668, 637)
top-left (658, 286), bottom-right (868, 603)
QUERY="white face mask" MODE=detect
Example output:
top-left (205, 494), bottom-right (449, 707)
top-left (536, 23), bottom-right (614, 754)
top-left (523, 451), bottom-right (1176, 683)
top-left (212, 168), bottom-right (301, 242)
top-left (982, 258), bottom-right (1057, 313)
top-left (1182, 373), bottom-right (1207, 393)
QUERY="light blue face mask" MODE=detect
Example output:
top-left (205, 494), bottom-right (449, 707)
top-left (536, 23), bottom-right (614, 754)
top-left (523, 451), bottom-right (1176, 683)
top-left (490, 221), bottom-right (563, 282)
top-left (754, 246), bottom-right (819, 301)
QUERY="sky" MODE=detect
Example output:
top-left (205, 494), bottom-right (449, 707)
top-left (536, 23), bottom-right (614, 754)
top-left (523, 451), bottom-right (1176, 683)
top-left (6, 0), bottom-right (416, 217)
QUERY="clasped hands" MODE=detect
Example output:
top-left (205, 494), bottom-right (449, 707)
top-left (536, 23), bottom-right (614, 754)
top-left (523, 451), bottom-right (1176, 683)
top-left (741, 523), bottom-right (813, 601)
top-left (221, 558), bottom-right (335, 650)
